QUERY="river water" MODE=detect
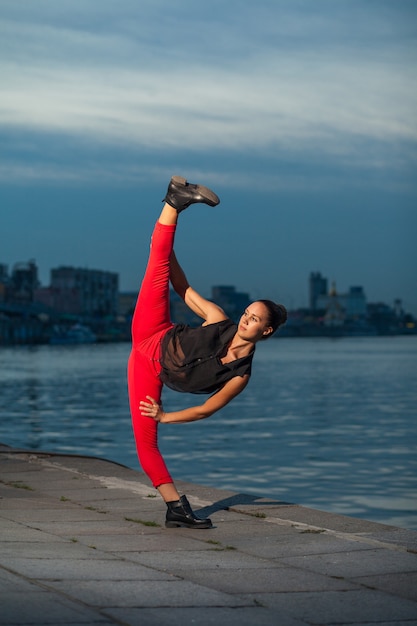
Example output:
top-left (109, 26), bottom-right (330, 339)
top-left (0, 336), bottom-right (416, 530)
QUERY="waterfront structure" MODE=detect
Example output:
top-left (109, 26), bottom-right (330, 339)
top-left (0, 255), bottom-right (415, 343)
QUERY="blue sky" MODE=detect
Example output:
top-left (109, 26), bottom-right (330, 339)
top-left (1, 0), bottom-right (416, 313)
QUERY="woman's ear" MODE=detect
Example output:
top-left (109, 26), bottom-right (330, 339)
top-left (263, 326), bottom-right (273, 337)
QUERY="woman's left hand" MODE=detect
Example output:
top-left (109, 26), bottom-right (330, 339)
top-left (140, 396), bottom-right (164, 422)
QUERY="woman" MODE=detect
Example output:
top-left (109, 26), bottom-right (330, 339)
top-left (128, 176), bottom-right (287, 529)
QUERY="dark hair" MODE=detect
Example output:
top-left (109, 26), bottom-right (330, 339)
top-left (257, 299), bottom-right (287, 339)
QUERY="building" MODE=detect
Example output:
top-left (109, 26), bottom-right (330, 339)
top-left (0, 264), bottom-right (8, 283)
top-left (316, 283), bottom-right (367, 320)
top-left (118, 292), bottom-right (137, 319)
top-left (10, 261), bottom-right (39, 303)
top-left (309, 272), bottom-right (328, 311)
top-left (323, 282), bottom-right (345, 327)
top-left (211, 285), bottom-right (251, 322)
top-left (42, 266), bottom-right (119, 317)
top-left (170, 290), bottom-right (202, 325)
top-left (0, 263), bottom-right (8, 302)
top-left (345, 286), bottom-right (367, 318)
top-left (0, 260), bottom-right (42, 305)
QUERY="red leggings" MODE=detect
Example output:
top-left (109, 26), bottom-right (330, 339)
top-left (127, 221), bottom-right (176, 487)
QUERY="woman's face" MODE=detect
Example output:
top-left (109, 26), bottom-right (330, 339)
top-left (237, 302), bottom-right (273, 342)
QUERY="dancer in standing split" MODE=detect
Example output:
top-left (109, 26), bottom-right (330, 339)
top-left (128, 176), bottom-right (287, 528)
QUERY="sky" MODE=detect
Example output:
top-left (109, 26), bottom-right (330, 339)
top-left (1, 0), bottom-right (416, 314)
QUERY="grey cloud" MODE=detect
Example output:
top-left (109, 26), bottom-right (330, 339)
top-left (0, 0), bottom-right (415, 187)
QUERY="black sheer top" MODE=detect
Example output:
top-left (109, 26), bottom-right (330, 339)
top-left (159, 319), bottom-right (254, 394)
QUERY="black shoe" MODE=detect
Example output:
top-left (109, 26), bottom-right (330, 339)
top-left (165, 495), bottom-right (213, 529)
top-left (163, 176), bottom-right (220, 213)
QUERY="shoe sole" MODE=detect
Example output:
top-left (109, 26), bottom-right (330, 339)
top-left (171, 175), bottom-right (220, 207)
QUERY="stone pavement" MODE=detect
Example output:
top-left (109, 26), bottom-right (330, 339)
top-left (1, 444), bottom-right (416, 626)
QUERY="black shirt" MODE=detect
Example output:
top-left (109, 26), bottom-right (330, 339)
top-left (159, 319), bottom-right (254, 394)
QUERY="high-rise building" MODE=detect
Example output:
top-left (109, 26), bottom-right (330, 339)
top-left (48, 266), bottom-right (119, 317)
top-left (309, 272), bottom-right (328, 311)
top-left (0, 264), bottom-right (8, 302)
top-left (11, 261), bottom-right (39, 303)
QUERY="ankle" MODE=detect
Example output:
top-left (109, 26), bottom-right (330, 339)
top-left (158, 204), bottom-right (179, 226)
top-left (157, 482), bottom-right (180, 503)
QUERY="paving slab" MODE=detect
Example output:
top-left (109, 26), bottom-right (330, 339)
top-left (1, 444), bottom-right (416, 626)
top-left (260, 589), bottom-right (417, 624)
top-left (105, 606), bottom-right (308, 626)
top-left (281, 548), bottom-right (417, 577)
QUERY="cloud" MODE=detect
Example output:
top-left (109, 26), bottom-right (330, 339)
top-left (0, 0), bottom-right (416, 187)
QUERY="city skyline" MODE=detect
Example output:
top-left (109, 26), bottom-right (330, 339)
top-left (1, 2), bottom-right (416, 314)
top-left (0, 256), bottom-right (411, 317)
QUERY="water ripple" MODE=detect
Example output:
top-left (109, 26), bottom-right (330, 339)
top-left (0, 337), bottom-right (416, 529)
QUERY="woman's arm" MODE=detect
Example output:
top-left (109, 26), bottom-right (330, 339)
top-left (140, 375), bottom-right (249, 424)
top-left (170, 251), bottom-right (227, 324)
